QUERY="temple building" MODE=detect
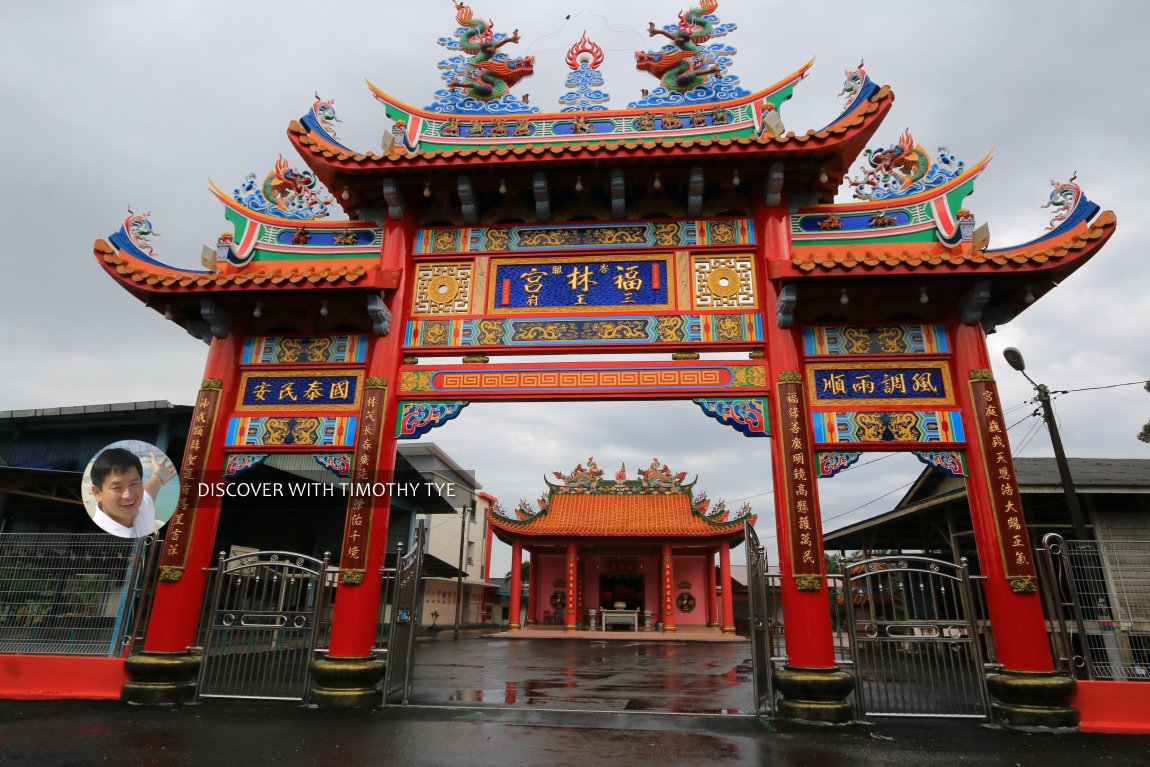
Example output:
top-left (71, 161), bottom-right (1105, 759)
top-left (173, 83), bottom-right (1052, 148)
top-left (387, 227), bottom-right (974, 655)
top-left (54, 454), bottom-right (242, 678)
top-left (488, 458), bottom-right (753, 633)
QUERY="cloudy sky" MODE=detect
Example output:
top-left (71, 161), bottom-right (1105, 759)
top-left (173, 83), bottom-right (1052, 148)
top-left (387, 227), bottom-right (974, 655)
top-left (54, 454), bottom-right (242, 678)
top-left (2, 1), bottom-right (1147, 574)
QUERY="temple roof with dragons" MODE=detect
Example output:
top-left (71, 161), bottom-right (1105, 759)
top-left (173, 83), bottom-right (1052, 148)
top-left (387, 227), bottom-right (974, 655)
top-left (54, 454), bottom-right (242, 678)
top-left (95, 0), bottom-right (1115, 341)
top-left (487, 458), bottom-right (755, 543)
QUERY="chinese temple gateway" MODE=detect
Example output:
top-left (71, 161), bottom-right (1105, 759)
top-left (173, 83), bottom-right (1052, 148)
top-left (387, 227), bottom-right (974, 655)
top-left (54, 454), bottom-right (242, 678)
top-left (95, 1), bottom-right (1119, 726)
top-left (489, 458), bottom-right (754, 633)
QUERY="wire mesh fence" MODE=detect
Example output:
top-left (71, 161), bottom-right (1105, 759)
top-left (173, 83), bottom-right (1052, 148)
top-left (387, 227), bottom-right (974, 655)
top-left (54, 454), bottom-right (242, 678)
top-left (0, 533), bottom-right (153, 656)
top-left (1038, 535), bottom-right (1150, 681)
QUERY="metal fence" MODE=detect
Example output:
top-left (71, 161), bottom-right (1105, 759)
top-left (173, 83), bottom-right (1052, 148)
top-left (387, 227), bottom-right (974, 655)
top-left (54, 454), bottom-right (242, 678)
top-left (1037, 534), bottom-right (1150, 681)
top-left (0, 533), bottom-right (154, 656)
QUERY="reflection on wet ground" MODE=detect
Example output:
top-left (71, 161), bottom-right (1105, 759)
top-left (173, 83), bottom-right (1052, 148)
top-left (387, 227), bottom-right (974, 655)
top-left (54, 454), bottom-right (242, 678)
top-left (410, 638), bottom-right (754, 714)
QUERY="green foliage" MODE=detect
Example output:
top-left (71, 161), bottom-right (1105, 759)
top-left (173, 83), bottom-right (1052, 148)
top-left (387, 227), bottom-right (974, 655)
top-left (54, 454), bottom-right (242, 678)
top-left (1140, 382), bottom-right (1150, 444)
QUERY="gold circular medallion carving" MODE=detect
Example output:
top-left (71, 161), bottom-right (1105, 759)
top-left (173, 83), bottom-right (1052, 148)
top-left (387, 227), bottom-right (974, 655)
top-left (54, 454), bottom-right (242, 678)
top-left (426, 274), bottom-right (461, 305)
top-left (706, 267), bottom-right (741, 298)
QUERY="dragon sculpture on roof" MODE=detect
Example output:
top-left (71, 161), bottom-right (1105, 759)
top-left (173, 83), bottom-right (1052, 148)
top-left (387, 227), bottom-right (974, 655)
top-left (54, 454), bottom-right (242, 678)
top-left (447, 1), bottom-right (535, 103)
top-left (636, 0), bottom-right (722, 93)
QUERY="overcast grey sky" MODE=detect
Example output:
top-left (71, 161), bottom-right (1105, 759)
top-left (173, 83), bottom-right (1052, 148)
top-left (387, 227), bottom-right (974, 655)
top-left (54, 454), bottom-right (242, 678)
top-left (1, 1), bottom-right (1147, 574)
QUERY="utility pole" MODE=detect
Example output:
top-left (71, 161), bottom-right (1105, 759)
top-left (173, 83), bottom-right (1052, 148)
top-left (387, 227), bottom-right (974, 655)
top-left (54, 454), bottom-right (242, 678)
top-left (453, 500), bottom-right (473, 640)
top-left (1003, 348), bottom-right (1089, 540)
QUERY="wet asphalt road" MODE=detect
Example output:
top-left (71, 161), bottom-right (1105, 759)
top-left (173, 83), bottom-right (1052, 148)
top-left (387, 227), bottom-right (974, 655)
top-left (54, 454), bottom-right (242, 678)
top-left (410, 638), bottom-right (752, 713)
top-left (2, 699), bottom-right (1148, 767)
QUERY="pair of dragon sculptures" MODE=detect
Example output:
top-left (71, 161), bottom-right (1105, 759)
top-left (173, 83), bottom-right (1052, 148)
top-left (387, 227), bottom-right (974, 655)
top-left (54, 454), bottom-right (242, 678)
top-left (447, 0), bottom-right (725, 102)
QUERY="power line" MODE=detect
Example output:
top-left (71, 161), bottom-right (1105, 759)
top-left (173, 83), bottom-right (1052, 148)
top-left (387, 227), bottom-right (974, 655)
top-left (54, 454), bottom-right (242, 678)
top-left (1060, 379), bottom-right (1149, 394)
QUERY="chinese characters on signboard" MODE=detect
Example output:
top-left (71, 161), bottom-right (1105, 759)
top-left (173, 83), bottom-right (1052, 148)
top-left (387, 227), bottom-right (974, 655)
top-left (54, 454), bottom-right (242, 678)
top-left (338, 378), bottom-right (388, 585)
top-left (777, 373), bottom-right (823, 588)
top-left (158, 380), bottom-right (221, 581)
top-left (491, 256), bottom-right (671, 311)
top-left (809, 363), bottom-right (952, 406)
top-left (238, 371), bottom-right (363, 410)
top-left (969, 374), bottom-right (1037, 587)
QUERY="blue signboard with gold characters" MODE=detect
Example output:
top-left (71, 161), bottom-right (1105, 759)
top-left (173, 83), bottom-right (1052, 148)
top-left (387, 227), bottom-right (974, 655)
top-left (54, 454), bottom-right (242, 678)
top-left (488, 255), bottom-right (672, 313)
top-left (807, 362), bottom-right (952, 407)
top-left (237, 370), bottom-right (363, 411)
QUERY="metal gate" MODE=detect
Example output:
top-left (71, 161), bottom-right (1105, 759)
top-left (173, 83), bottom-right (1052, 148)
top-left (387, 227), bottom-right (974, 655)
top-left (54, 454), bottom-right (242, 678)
top-left (196, 551), bottom-right (331, 702)
top-left (745, 520), bottom-right (774, 714)
top-left (844, 556), bottom-right (989, 718)
top-left (383, 523), bottom-right (425, 703)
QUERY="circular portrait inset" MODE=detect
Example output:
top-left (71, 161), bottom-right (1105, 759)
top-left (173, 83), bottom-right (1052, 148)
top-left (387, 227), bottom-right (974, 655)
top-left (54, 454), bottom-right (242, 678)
top-left (82, 440), bottom-right (179, 538)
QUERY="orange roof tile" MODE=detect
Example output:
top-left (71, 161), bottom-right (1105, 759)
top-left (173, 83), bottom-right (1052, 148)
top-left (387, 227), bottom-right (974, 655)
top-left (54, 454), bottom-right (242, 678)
top-left (489, 493), bottom-right (747, 539)
top-left (790, 210), bottom-right (1116, 274)
top-left (95, 240), bottom-right (373, 292)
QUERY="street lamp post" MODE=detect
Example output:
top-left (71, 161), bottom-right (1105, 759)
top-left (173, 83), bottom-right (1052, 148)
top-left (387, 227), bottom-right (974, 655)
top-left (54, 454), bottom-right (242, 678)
top-left (453, 500), bottom-right (474, 640)
top-left (1002, 347), bottom-right (1090, 540)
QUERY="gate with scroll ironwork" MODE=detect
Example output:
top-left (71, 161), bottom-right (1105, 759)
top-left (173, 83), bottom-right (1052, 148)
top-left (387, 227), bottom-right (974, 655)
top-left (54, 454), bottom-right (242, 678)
top-left (745, 520), bottom-right (774, 714)
top-left (844, 556), bottom-right (988, 718)
top-left (196, 550), bottom-right (331, 702)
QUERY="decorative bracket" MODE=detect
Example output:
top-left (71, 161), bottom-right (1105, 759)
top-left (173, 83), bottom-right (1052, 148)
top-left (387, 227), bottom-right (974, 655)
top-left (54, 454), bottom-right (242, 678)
top-left (457, 176), bottom-right (479, 225)
top-left (224, 453), bottom-right (268, 478)
top-left (765, 162), bottom-right (784, 207)
top-left (816, 451), bottom-right (861, 478)
top-left (693, 398), bottom-right (769, 438)
top-left (611, 169), bottom-right (626, 219)
top-left (533, 172), bottom-right (551, 221)
top-left (367, 294), bottom-right (392, 336)
top-left (776, 283), bottom-right (797, 328)
top-left (397, 400), bottom-right (469, 439)
top-left (959, 280), bottom-right (990, 326)
top-left (687, 166), bottom-right (704, 217)
top-left (913, 450), bottom-right (967, 477)
top-left (200, 299), bottom-right (231, 339)
top-left (314, 453), bottom-right (352, 478)
top-left (381, 178), bottom-right (404, 219)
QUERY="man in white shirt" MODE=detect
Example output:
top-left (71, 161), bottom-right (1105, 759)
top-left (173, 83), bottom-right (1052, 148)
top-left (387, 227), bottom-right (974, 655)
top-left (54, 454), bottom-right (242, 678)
top-left (89, 447), bottom-right (175, 538)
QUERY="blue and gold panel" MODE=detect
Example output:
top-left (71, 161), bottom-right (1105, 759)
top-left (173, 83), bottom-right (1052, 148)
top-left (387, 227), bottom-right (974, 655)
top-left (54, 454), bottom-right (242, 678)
top-left (403, 313), bottom-right (763, 348)
top-left (803, 325), bottom-right (949, 356)
top-left (240, 335), bottom-right (368, 365)
top-left (225, 416), bottom-right (357, 447)
top-left (807, 362), bottom-right (952, 407)
top-left (487, 255), bottom-right (672, 313)
top-left (812, 411), bottom-right (964, 445)
top-left (414, 219), bottom-right (754, 254)
top-left (236, 370), bottom-right (363, 411)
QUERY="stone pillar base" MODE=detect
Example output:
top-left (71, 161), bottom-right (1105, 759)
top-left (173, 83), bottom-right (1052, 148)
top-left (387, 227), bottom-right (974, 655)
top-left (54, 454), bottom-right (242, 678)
top-left (986, 671), bottom-right (1078, 729)
top-left (721, 626), bottom-right (736, 634)
top-left (509, 623), bottom-right (521, 630)
top-left (773, 666), bottom-right (854, 724)
top-left (664, 625), bottom-right (676, 633)
top-left (309, 656), bottom-right (386, 709)
top-left (122, 652), bottom-right (201, 706)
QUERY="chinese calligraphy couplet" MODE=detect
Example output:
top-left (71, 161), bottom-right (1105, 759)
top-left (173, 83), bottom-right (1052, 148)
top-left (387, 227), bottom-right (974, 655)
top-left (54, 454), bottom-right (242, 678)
top-left (158, 380), bottom-right (221, 581)
top-left (777, 373), bottom-right (823, 586)
top-left (969, 377), bottom-right (1037, 583)
top-left (339, 378), bottom-right (387, 584)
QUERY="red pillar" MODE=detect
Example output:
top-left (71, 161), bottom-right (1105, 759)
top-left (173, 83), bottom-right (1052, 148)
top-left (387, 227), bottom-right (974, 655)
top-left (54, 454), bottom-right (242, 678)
top-left (719, 544), bottom-right (735, 633)
top-left (565, 542), bottom-right (577, 631)
top-left (706, 548), bottom-right (719, 628)
top-left (325, 212), bottom-right (414, 659)
top-left (142, 334), bottom-right (240, 652)
top-left (509, 540), bottom-right (522, 629)
top-left (756, 201), bottom-right (837, 669)
top-left (662, 542), bottom-right (676, 632)
top-left (952, 322), bottom-right (1054, 672)
top-left (528, 549), bottom-right (538, 624)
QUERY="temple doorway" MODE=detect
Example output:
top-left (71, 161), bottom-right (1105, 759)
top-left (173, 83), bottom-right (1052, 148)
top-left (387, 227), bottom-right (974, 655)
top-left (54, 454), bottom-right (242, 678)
top-left (600, 573), bottom-right (645, 611)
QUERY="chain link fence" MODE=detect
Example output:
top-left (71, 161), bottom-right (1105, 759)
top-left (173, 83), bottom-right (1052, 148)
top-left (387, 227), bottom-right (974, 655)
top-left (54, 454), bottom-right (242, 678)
top-left (0, 533), bottom-right (154, 656)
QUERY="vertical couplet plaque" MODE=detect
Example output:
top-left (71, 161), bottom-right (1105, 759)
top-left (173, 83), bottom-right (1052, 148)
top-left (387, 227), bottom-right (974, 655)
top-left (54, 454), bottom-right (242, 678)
top-left (339, 376), bottom-right (388, 585)
top-left (158, 378), bottom-right (223, 582)
top-left (969, 370), bottom-right (1038, 592)
top-left (777, 371), bottom-right (823, 591)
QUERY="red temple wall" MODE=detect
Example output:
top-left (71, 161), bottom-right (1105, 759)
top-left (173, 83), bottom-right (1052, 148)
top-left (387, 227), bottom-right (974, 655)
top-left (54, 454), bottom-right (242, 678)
top-left (672, 555), bottom-right (709, 626)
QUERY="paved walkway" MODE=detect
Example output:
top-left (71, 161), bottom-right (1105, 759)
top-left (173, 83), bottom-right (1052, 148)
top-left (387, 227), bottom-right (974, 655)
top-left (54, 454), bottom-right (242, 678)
top-left (410, 636), bottom-right (753, 713)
